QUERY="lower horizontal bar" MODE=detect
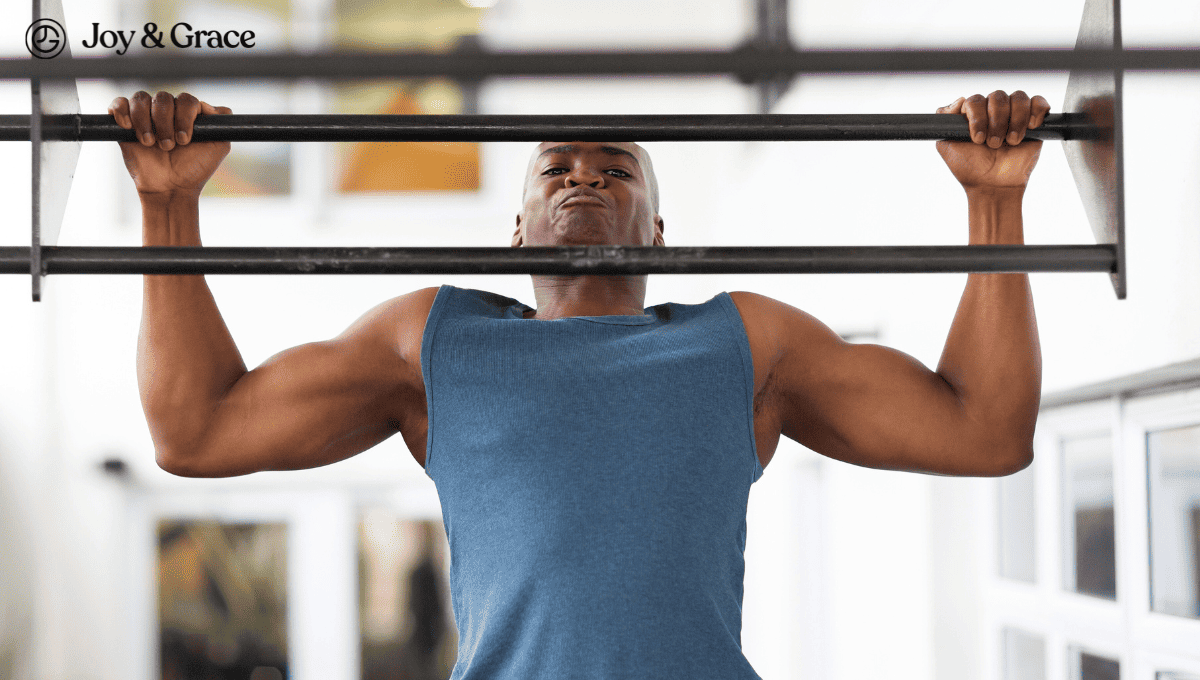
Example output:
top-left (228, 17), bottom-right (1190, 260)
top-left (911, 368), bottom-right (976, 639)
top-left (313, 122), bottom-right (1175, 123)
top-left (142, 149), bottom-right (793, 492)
top-left (0, 113), bottom-right (1096, 143)
top-left (0, 245), bottom-right (1116, 275)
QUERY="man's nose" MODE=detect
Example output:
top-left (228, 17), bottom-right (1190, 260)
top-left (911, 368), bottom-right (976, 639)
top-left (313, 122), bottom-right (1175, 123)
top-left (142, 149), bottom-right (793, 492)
top-left (565, 167), bottom-right (603, 188)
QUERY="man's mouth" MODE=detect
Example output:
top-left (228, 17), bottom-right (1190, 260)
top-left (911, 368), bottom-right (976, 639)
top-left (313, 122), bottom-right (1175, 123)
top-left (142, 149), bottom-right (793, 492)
top-left (560, 195), bottom-right (608, 208)
top-left (557, 187), bottom-right (610, 210)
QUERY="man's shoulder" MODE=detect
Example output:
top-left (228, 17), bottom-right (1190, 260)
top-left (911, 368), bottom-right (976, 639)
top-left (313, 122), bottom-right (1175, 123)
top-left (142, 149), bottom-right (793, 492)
top-left (337, 287), bottom-right (442, 357)
top-left (726, 290), bottom-right (773, 309)
top-left (726, 291), bottom-right (795, 326)
top-left (371, 286), bottom-right (443, 325)
top-left (725, 290), bottom-right (838, 347)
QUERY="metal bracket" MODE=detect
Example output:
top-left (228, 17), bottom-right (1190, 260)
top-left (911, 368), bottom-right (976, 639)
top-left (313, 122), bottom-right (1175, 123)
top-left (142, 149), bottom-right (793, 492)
top-left (1063, 0), bottom-right (1126, 299)
top-left (30, 0), bottom-right (81, 301)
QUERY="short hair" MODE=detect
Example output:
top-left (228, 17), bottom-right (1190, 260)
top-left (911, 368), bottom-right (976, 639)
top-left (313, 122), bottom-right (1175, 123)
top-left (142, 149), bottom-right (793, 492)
top-left (640, 147), bottom-right (660, 214)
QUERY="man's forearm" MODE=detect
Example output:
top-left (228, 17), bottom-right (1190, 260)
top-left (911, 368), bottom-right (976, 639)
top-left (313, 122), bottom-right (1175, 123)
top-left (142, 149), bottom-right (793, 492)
top-left (137, 193), bottom-right (247, 466)
top-left (936, 189), bottom-right (1042, 471)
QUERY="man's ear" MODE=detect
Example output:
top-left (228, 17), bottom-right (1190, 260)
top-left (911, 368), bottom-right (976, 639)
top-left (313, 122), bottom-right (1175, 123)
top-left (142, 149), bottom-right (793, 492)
top-left (511, 213), bottom-right (524, 247)
top-left (653, 215), bottom-right (666, 247)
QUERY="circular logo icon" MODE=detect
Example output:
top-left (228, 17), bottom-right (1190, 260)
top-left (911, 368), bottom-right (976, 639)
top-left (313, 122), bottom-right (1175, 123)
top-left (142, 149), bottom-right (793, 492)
top-left (26, 19), bottom-right (66, 59)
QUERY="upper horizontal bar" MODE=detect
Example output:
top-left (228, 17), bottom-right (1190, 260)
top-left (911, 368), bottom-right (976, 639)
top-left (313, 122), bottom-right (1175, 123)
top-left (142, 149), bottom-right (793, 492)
top-left (1, 47), bottom-right (1197, 81)
top-left (0, 245), bottom-right (1116, 275)
top-left (0, 113), bottom-right (1097, 143)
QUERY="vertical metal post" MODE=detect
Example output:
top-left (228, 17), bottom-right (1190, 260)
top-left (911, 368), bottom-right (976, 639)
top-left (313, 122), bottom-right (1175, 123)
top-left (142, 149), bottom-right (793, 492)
top-left (28, 0), bottom-right (81, 301)
top-left (31, 78), bottom-right (42, 302)
top-left (31, 0), bottom-right (47, 302)
top-left (455, 35), bottom-right (483, 116)
top-left (31, 0), bottom-right (43, 301)
top-left (753, 0), bottom-right (793, 113)
top-left (1111, 0), bottom-right (1126, 299)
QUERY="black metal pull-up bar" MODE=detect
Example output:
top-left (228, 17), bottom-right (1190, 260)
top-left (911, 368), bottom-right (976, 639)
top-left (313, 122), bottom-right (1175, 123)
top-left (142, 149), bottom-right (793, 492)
top-left (0, 113), bottom-right (1100, 143)
top-left (0, 245), bottom-right (1118, 277)
top-left (9, 0), bottom-right (1136, 300)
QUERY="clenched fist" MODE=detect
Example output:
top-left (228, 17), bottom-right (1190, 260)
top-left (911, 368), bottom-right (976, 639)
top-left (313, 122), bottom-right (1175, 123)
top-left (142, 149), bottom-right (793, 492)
top-left (936, 90), bottom-right (1051, 193)
top-left (108, 91), bottom-right (232, 199)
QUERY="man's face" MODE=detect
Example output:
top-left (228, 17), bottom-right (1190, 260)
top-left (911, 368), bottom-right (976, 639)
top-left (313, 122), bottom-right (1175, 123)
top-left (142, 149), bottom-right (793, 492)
top-left (513, 141), bottom-right (664, 248)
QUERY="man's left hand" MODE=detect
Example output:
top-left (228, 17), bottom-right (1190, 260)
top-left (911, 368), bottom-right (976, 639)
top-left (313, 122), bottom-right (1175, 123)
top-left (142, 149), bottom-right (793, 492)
top-left (936, 90), bottom-right (1051, 192)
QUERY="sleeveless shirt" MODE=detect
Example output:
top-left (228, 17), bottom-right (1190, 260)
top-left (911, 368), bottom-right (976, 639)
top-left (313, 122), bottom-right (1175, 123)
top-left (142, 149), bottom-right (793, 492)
top-left (421, 285), bottom-right (765, 679)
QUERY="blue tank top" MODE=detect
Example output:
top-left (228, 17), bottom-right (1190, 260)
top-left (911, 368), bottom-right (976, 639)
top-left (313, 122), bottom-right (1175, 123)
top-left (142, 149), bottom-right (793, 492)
top-left (421, 285), bottom-right (764, 679)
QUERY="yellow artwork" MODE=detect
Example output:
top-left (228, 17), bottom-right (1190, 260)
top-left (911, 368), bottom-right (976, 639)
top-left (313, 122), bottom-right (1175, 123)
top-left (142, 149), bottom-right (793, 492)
top-left (337, 89), bottom-right (481, 193)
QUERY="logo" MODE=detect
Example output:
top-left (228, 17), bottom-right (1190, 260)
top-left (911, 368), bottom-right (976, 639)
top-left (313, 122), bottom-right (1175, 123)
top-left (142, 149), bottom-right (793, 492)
top-left (26, 18), bottom-right (66, 59)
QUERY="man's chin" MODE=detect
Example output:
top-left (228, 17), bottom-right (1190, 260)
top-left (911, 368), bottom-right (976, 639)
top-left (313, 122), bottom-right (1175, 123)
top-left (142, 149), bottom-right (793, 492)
top-left (544, 219), bottom-right (619, 246)
top-left (530, 236), bottom-right (621, 248)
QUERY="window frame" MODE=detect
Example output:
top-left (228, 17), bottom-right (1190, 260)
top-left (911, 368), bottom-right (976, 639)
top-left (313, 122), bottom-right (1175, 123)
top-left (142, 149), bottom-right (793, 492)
top-left (984, 380), bottom-right (1200, 680)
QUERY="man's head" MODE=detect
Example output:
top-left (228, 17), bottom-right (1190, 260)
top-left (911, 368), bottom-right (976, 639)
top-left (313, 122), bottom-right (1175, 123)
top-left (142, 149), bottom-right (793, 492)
top-left (513, 141), bottom-right (664, 249)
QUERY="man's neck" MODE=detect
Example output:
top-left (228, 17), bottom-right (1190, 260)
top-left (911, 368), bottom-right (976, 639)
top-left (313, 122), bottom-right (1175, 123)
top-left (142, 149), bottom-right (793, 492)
top-left (526, 275), bottom-right (648, 320)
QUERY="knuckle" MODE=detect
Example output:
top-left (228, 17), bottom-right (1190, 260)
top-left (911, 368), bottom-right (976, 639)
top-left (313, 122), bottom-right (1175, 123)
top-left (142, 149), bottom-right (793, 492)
top-left (177, 92), bottom-right (198, 106)
top-left (966, 94), bottom-right (986, 105)
top-left (132, 90), bottom-right (151, 102)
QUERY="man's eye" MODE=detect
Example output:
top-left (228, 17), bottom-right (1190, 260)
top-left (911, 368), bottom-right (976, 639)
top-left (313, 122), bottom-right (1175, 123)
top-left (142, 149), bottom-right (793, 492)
top-left (542, 168), bottom-right (567, 175)
top-left (606, 169), bottom-right (631, 178)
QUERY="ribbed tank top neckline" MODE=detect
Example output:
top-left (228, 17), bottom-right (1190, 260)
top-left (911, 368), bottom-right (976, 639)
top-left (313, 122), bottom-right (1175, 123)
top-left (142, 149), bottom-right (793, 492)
top-left (500, 302), bottom-right (656, 325)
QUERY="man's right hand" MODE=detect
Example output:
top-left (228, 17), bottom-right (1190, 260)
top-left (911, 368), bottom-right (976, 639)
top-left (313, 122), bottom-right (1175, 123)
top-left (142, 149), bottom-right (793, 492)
top-left (108, 91), bottom-right (232, 199)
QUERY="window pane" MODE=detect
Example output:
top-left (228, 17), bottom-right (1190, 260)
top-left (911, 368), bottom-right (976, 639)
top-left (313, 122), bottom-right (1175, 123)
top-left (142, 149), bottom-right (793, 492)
top-left (147, 0), bottom-right (294, 197)
top-left (1002, 627), bottom-right (1045, 680)
top-left (1071, 648), bottom-right (1120, 680)
top-left (998, 464), bottom-right (1037, 582)
top-left (158, 520), bottom-right (288, 679)
top-left (359, 509), bottom-right (456, 680)
top-left (1062, 434), bottom-right (1116, 600)
top-left (1147, 424), bottom-right (1200, 619)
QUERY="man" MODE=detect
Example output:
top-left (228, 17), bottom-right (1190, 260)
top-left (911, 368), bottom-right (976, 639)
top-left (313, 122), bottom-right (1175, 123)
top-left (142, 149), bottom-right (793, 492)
top-left (110, 89), bottom-right (1048, 679)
